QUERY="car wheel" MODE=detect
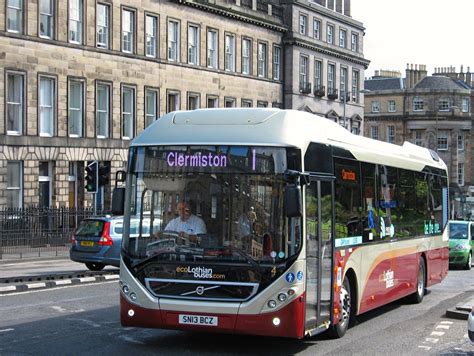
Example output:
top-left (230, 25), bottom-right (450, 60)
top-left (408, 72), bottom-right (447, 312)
top-left (85, 263), bottom-right (105, 271)
top-left (328, 276), bottom-right (352, 338)
top-left (409, 258), bottom-right (425, 304)
top-left (465, 253), bottom-right (472, 271)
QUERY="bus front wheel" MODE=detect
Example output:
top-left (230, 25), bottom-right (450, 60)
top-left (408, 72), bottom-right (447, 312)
top-left (328, 276), bottom-right (352, 338)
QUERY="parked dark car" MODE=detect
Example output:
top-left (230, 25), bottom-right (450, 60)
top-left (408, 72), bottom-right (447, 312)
top-left (70, 216), bottom-right (124, 271)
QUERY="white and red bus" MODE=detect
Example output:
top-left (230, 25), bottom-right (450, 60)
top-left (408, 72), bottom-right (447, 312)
top-left (116, 108), bottom-right (449, 339)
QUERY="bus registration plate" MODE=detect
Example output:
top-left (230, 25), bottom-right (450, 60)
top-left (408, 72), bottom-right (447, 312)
top-left (178, 314), bottom-right (218, 326)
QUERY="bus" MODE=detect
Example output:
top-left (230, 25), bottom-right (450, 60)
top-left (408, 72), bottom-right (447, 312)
top-left (116, 108), bottom-right (449, 339)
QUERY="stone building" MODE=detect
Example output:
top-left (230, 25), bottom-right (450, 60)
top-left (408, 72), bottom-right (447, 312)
top-left (0, 0), bottom-right (367, 210)
top-left (364, 64), bottom-right (473, 217)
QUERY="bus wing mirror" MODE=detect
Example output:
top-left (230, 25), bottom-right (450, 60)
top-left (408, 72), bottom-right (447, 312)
top-left (112, 187), bottom-right (125, 216)
top-left (284, 184), bottom-right (302, 218)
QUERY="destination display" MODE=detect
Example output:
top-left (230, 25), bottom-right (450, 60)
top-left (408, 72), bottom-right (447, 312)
top-left (131, 146), bottom-right (291, 174)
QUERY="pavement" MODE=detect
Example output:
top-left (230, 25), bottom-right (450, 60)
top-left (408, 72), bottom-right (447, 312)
top-left (0, 255), bottom-right (472, 321)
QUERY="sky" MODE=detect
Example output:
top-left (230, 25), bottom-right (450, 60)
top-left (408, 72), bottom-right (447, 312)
top-left (351, 0), bottom-right (474, 79)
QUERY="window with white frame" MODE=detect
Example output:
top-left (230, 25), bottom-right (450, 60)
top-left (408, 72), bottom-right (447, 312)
top-left (167, 91), bottom-right (180, 112)
top-left (188, 25), bottom-right (199, 65)
top-left (299, 55), bottom-right (309, 91)
top-left (457, 163), bottom-right (464, 186)
top-left (187, 93), bottom-right (200, 110)
top-left (457, 132), bottom-right (464, 151)
top-left (351, 69), bottom-right (359, 103)
top-left (242, 99), bottom-right (252, 107)
top-left (387, 125), bottom-right (395, 143)
top-left (38, 161), bottom-right (53, 208)
top-left (225, 34), bottom-right (235, 72)
top-left (145, 88), bottom-right (158, 128)
top-left (242, 38), bottom-right (251, 75)
top-left (339, 29), bottom-right (346, 48)
top-left (7, 0), bottom-right (23, 33)
top-left (257, 101), bottom-right (267, 108)
top-left (39, 76), bottom-right (55, 137)
top-left (207, 29), bottom-right (217, 68)
top-left (313, 18), bottom-right (321, 39)
top-left (68, 79), bottom-right (84, 137)
top-left (462, 97), bottom-right (469, 112)
top-left (7, 161), bottom-right (23, 208)
top-left (122, 86), bottom-right (135, 139)
top-left (413, 97), bottom-right (423, 111)
top-left (69, 0), bottom-right (83, 44)
top-left (438, 97), bottom-right (451, 111)
top-left (340, 67), bottom-right (348, 99)
top-left (370, 126), bottom-right (378, 140)
top-left (299, 14), bottom-right (307, 35)
top-left (6, 72), bottom-right (24, 136)
top-left (437, 130), bottom-right (448, 151)
top-left (388, 100), bottom-right (396, 112)
top-left (96, 83), bottom-right (110, 138)
top-left (168, 20), bottom-right (180, 62)
top-left (273, 46), bottom-right (281, 80)
top-left (224, 98), bottom-right (236, 108)
top-left (257, 42), bottom-right (267, 78)
top-left (327, 63), bottom-right (335, 93)
top-left (327, 24), bottom-right (334, 44)
top-left (372, 101), bottom-right (380, 112)
top-left (414, 131), bottom-right (423, 146)
top-left (96, 3), bottom-right (109, 48)
top-left (122, 9), bottom-right (135, 53)
top-left (145, 15), bottom-right (157, 58)
top-left (351, 33), bottom-right (358, 52)
top-left (207, 96), bottom-right (218, 108)
top-left (314, 60), bottom-right (322, 90)
top-left (39, 0), bottom-right (54, 39)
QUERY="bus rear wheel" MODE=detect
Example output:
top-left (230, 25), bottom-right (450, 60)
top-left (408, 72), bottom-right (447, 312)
top-left (328, 276), bottom-right (352, 338)
top-left (409, 258), bottom-right (425, 304)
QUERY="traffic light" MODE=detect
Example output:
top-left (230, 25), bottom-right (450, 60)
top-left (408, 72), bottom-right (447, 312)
top-left (98, 163), bottom-right (110, 186)
top-left (85, 161), bottom-right (98, 193)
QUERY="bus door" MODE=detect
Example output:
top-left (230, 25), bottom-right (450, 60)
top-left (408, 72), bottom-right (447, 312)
top-left (305, 178), bottom-right (334, 332)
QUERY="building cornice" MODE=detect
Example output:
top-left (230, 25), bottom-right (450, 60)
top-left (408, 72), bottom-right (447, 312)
top-left (175, 0), bottom-right (287, 32)
top-left (286, 37), bottom-right (370, 69)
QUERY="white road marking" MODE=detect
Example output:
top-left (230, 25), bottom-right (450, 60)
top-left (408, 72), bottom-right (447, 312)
top-left (439, 321), bottom-right (453, 325)
top-left (0, 286), bottom-right (17, 292)
top-left (425, 338), bottom-right (439, 343)
top-left (0, 280), bottom-right (118, 296)
top-left (418, 345), bottom-right (431, 350)
top-left (55, 280), bottom-right (73, 285)
top-left (104, 275), bottom-right (119, 280)
top-left (435, 324), bottom-right (450, 330)
top-left (430, 331), bottom-right (445, 336)
top-left (0, 328), bottom-right (14, 333)
top-left (27, 282), bottom-right (46, 289)
top-left (79, 277), bottom-right (96, 283)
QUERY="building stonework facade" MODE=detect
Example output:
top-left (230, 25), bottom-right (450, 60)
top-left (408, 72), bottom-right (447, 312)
top-left (364, 65), bottom-right (473, 218)
top-left (0, 0), bottom-right (366, 209)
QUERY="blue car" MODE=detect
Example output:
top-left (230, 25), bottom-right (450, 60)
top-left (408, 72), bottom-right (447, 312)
top-left (70, 216), bottom-right (124, 271)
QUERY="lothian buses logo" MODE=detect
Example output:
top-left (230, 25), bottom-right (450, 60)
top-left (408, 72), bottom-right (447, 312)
top-left (176, 266), bottom-right (225, 279)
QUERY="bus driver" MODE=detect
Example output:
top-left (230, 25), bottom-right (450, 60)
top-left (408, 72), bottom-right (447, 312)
top-left (165, 200), bottom-right (207, 244)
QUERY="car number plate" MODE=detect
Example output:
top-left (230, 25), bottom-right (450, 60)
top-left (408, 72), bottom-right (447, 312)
top-left (80, 241), bottom-right (94, 247)
top-left (178, 314), bottom-right (218, 326)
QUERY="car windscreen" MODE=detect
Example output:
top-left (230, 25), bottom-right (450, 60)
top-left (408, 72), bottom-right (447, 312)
top-left (449, 223), bottom-right (468, 239)
top-left (75, 220), bottom-right (105, 237)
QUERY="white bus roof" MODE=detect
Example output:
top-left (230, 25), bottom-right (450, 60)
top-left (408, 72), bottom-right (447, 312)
top-left (131, 108), bottom-right (447, 173)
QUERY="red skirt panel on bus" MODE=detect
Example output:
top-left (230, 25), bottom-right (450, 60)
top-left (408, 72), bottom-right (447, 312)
top-left (335, 244), bottom-right (448, 316)
top-left (120, 292), bottom-right (306, 339)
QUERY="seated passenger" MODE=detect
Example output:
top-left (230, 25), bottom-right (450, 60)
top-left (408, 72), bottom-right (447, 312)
top-left (165, 200), bottom-right (207, 244)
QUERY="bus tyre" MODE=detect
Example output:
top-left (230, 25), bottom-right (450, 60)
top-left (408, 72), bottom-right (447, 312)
top-left (409, 258), bottom-right (425, 304)
top-left (328, 276), bottom-right (352, 338)
top-left (85, 263), bottom-right (105, 271)
top-left (465, 253), bottom-right (472, 270)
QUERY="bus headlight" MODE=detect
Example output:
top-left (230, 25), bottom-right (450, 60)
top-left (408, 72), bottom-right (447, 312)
top-left (267, 300), bottom-right (277, 309)
top-left (122, 285), bottom-right (130, 294)
top-left (278, 293), bottom-right (287, 302)
top-left (130, 292), bottom-right (137, 301)
top-left (273, 317), bottom-right (281, 326)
